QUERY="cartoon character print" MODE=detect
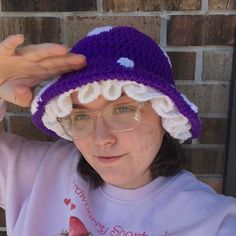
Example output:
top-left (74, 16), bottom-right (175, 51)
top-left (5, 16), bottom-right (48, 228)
top-left (61, 198), bottom-right (93, 236)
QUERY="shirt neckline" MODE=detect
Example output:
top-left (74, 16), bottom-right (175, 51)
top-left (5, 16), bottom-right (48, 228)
top-left (100, 174), bottom-right (176, 202)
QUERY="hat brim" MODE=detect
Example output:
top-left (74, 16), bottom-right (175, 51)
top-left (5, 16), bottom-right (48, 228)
top-left (32, 61), bottom-right (200, 140)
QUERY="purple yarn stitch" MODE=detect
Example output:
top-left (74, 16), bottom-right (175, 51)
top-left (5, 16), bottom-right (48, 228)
top-left (32, 26), bottom-right (201, 139)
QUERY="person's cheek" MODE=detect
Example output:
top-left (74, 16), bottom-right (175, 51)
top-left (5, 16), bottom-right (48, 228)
top-left (74, 139), bottom-right (91, 156)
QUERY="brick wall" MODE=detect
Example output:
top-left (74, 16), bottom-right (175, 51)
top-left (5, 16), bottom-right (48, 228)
top-left (0, 0), bottom-right (235, 234)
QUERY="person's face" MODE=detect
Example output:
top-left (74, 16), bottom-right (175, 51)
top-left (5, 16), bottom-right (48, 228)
top-left (71, 93), bottom-right (164, 189)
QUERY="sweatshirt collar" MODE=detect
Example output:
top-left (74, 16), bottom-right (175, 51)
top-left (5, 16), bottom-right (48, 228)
top-left (100, 175), bottom-right (175, 202)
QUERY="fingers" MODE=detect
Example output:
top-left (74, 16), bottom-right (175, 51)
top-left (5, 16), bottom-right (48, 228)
top-left (12, 53), bottom-right (86, 82)
top-left (39, 53), bottom-right (86, 73)
top-left (39, 64), bottom-right (82, 77)
top-left (17, 43), bottom-right (69, 61)
top-left (0, 34), bottom-right (25, 56)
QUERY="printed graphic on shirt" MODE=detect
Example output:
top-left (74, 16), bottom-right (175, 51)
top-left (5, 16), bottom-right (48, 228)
top-left (64, 198), bottom-right (76, 210)
top-left (60, 175), bottom-right (172, 236)
top-left (68, 216), bottom-right (92, 236)
top-left (63, 198), bottom-right (93, 236)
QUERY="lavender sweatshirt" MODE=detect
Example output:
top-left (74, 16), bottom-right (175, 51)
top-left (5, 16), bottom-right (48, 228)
top-left (0, 101), bottom-right (236, 236)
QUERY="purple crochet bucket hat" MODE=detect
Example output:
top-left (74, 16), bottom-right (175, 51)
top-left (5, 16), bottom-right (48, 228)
top-left (31, 26), bottom-right (201, 142)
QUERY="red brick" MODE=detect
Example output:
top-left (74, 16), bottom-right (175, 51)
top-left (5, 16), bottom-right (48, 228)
top-left (199, 118), bottom-right (227, 144)
top-left (103, 0), bottom-right (201, 11)
top-left (183, 146), bottom-right (225, 174)
top-left (0, 208), bottom-right (5, 227)
top-left (168, 52), bottom-right (196, 80)
top-left (0, 17), bottom-right (61, 44)
top-left (103, 0), bottom-right (164, 11)
top-left (6, 102), bottom-right (29, 113)
top-left (1, 0), bottom-right (97, 11)
top-left (67, 16), bottom-right (160, 47)
top-left (177, 84), bottom-right (230, 115)
top-left (9, 116), bottom-right (57, 141)
top-left (208, 0), bottom-right (236, 10)
top-left (167, 15), bottom-right (236, 46)
top-left (166, 0), bottom-right (201, 10)
top-left (203, 51), bottom-right (233, 81)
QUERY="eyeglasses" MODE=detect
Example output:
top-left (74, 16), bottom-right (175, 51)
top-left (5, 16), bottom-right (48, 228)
top-left (57, 101), bottom-right (145, 139)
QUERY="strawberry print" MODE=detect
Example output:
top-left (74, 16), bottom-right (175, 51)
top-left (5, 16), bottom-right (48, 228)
top-left (68, 216), bottom-right (93, 236)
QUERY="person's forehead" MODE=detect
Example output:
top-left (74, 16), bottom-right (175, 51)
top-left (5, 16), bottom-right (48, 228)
top-left (71, 92), bottom-right (136, 110)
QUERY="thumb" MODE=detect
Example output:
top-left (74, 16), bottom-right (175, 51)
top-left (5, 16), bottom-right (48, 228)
top-left (13, 85), bottom-right (33, 107)
top-left (0, 82), bottom-right (33, 107)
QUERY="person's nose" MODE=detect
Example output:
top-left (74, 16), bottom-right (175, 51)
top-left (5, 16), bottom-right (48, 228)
top-left (94, 117), bottom-right (116, 147)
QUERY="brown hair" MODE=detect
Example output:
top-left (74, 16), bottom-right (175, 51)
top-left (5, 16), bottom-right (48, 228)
top-left (77, 132), bottom-right (186, 188)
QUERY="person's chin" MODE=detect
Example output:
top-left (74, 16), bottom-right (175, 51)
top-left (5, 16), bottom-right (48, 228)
top-left (101, 171), bottom-right (151, 189)
top-left (100, 173), bottom-right (130, 188)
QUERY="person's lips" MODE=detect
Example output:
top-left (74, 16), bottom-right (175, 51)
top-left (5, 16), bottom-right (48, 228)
top-left (96, 154), bottom-right (125, 163)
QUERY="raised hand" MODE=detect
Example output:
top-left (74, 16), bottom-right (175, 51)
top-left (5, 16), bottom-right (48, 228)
top-left (0, 34), bottom-right (86, 107)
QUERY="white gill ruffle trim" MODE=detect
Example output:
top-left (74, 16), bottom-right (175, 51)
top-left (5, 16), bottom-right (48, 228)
top-left (31, 80), bottom-right (198, 143)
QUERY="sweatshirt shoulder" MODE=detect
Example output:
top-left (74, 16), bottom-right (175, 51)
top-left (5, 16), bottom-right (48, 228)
top-left (174, 170), bottom-right (236, 208)
top-left (0, 131), bottom-right (78, 166)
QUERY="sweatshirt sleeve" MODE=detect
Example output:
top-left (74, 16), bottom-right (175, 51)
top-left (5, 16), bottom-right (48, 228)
top-left (0, 100), bottom-right (53, 209)
top-left (0, 99), bottom-right (6, 122)
top-left (217, 212), bottom-right (236, 235)
top-left (0, 99), bottom-right (8, 208)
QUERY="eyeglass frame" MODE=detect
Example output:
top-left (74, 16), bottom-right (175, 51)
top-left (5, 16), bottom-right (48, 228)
top-left (57, 101), bottom-right (146, 139)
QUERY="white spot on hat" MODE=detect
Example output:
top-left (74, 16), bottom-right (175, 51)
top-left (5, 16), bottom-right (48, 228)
top-left (87, 26), bottom-right (113, 36)
top-left (117, 57), bottom-right (134, 68)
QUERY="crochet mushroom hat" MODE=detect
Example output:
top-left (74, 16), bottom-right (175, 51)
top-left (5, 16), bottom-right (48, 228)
top-left (31, 26), bottom-right (201, 143)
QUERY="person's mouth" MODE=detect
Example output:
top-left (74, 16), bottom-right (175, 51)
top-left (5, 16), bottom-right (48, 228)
top-left (96, 154), bottom-right (126, 163)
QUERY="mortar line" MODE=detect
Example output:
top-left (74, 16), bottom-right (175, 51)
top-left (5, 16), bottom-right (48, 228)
top-left (0, 10), bottom-right (235, 17)
top-left (97, 0), bottom-right (103, 12)
top-left (195, 49), bottom-right (203, 82)
top-left (201, 0), bottom-right (208, 11)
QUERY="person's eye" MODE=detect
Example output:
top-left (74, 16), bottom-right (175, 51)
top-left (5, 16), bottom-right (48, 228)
top-left (73, 113), bottom-right (91, 121)
top-left (113, 105), bottom-right (137, 114)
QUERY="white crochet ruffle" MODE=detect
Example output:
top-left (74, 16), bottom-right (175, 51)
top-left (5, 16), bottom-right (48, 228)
top-left (31, 80), bottom-right (198, 142)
